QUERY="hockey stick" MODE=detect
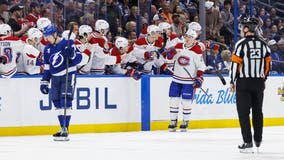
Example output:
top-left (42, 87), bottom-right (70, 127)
top-left (183, 67), bottom-right (210, 97)
top-left (63, 24), bottom-right (74, 133)
top-left (215, 69), bottom-right (226, 85)
top-left (205, 41), bottom-right (227, 85)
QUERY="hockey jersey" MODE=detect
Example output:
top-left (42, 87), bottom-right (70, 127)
top-left (132, 36), bottom-right (166, 74)
top-left (42, 38), bottom-right (82, 81)
top-left (171, 42), bottom-right (206, 84)
top-left (0, 36), bottom-right (25, 78)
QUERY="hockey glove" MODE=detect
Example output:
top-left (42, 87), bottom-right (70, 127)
top-left (40, 80), bottom-right (49, 94)
top-left (162, 47), bottom-right (176, 60)
top-left (193, 77), bottom-right (204, 88)
top-left (125, 69), bottom-right (143, 80)
top-left (144, 51), bottom-right (158, 61)
top-left (0, 56), bottom-right (7, 64)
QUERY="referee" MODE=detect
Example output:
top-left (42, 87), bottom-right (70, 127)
top-left (229, 17), bottom-right (271, 153)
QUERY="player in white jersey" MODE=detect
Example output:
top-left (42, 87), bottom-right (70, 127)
top-left (165, 29), bottom-right (206, 132)
top-left (158, 22), bottom-right (181, 70)
top-left (76, 24), bottom-right (117, 74)
top-left (36, 17), bottom-right (52, 51)
top-left (132, 25), bottom-right (172, 74)
top-left (0, 24), bottom-right (25, 78)
top-left (107, 37), bottom-right (142, 80)
top-left (19, 28), bottom-right (44, 75)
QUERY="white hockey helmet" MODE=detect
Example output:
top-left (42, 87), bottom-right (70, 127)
top-left (79, 25), bottom-right (93, 36)
top-left (27, 28), bottom-right (43, 40)
top-left (37, 17), bottom-right (51, 31)
top-left (158, 22), bottom-right (171, 32)
top-left (62, 30), bottom-right (76, 40)
top-left (0, 24), bottom-right (12, 35)
top-left (188, 22), bottom-right (202, 32)
top-left (95, 19), bottom-right (109, 34)
top-left (147, 25), bottom-right (161, 35)
top-left (185, 29), bottom-right (197, 39)
top-left (115, 37), bottom-right (129, 48)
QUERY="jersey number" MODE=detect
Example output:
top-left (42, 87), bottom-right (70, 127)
top-left (0, 47), bottom-right (13, 60)
top-left (250, 49), bottom-right (261, 59)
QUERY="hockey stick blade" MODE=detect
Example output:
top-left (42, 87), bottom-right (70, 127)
top-left (215, 70), bottom-right (226, 85)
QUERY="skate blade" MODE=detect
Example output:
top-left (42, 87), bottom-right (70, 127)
top-left (53, 137), bottom-right (70, 141)
top-left (168, 128), bottom-right (176, 132)
top-left (256, 147), bottom-right (260, 153)
top-left (239, 148), bottom-right (254, 154)
top-left (180, 129), bottom-right (187, 132)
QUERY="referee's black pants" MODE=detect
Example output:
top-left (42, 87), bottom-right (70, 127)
top-left (236, 78), bottom-right (265, 143)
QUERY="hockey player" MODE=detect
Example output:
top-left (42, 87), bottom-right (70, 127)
top-left (62, 29), bottom-right (92, 72)
top-left (36, 17), bottom-right (52, 49)
top-left (40, 24), bottom-right (83, 141)
top-left (165, 29), bottom-right (206, 132)
top-left (107, 36), bottom-right (142, 80)
top-left (19, 28), bottom-right (44, 75)
top-left (158, 22), bottom-right (181, 70)
top-left (92, 19), bottom-right (112, 53)
top-left (132, 25), bottom-right (172, 75)
top-left (76, 24), bottom-right (118, 74)
top-left (0, 24), bottom-right (25, 78)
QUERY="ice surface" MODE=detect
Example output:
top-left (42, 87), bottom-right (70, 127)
top-left (0, 127), bottom-right (283, 160)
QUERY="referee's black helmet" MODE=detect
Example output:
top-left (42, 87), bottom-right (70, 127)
top-left (240, 17), bottom-right (259, 33)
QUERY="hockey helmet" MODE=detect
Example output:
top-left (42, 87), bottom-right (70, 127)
top-left (158, 22), bottom-right (171, 32)
top-left (62, 30), bottom-right (76, 40)
top-left (95, 19), bottom-right (109, 34)
top-left (188, 22), bottom-right (202, 32)
top-left (27, 28), bottom-right (42, 40)
top-left (79, 25), bottom-right (93, 36)
top-left (43, 24), bottom-right (58, 37)
top-left (37, 17), bottom-right (51, 31)
top-left (185, 29), bottom-right (197, 39)
top-left (115, 37), bottom-right (129, 48)
top-left (147, 25), bottom-right (161, 35)
top-left (0, 24), bottom-right (12, 35)
top-left (240, 17), bottom-right (259, 33)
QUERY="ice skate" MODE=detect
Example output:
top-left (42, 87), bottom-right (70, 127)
top-left (168, 120), bottom-right (177, 132)
top-left (238, 142), bottom-right (253, 153)
top-left (179, 120), bottom-right (189, 132)
top-left (254, 141), bottom-right (261, 153)
top-left (53, 128), bottom-right (69, 141)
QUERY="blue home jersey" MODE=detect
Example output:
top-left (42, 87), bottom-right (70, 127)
top-left (42, 38), bottom-right (82, 81)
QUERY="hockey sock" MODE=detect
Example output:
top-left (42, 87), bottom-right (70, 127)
top-left (57, 115), bottom-right (64, 128)
top-left (65, 115), bottom-right (71, 129)
top-left (181, 99), bottom-right (192, 121)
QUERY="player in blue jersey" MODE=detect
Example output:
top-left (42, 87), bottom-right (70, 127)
top-left (40, 24), bottom-right (82, 141)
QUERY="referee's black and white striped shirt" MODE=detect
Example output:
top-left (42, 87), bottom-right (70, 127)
top-left (229, 35), bottom-right (272, 83)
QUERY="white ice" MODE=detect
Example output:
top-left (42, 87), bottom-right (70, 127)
top-left (0, 127), bottom-right (284, 160)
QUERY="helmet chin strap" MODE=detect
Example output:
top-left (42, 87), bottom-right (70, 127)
top-left (52, 33), bottom-right (59, 45)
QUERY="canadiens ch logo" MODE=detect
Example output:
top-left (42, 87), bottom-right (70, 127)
top-left (178, 56), bottom-right (190, 66)
top-left (278, 82), bottom-right (284, 101)
top-left (50, 51), bottom-right (64, 68)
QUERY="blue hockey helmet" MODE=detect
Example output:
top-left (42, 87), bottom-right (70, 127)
top-left (43, 24), bottom-right (58, 36)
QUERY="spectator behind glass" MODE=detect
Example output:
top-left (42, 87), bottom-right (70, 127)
top-left (268, 40), bottom-right (284, 74)
top-left (0, 0), bottom-right (9, 23)
top-left (8, 5), bottom-right (32, 37)
top-left (106, 0), bottom-right (122, 38)
top-left (26, 2), bottom-right (41, 25)
top-left (220, 0), bottom-right (234, 46)
top-left (127, 6), bottom-right (139, 22)
top-left (259, 8), bottom-right (268, 22)
top-left (205, 1), bottom-right (223, 41)
top-left (160, 1), bottom-right (173, 24)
